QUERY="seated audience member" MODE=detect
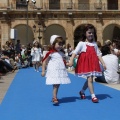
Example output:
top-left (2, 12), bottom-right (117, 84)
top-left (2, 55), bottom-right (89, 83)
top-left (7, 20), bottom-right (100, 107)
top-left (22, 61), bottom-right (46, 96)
top-left (15, 53), bottom-right (22, 69)
top-left (104, 40), bottom-right (115, 54)
top-left (112, 39), bottom-right (120, 57)
top-left (21, 45), bottom-right (26, 56)
top-left (95, 45), bottom-right (120, 84)
top-left (21, 50), bottom-right (29, 67)
top-left (0, 58), bottom-right (16, 73)
top-left (104, 39), bottom-right (120, 57)
top-left (27, 43), bottom-right (32, 67)
top-left (0, 49), bottom-right (17, 73)
top-left (105, 39), bottom-right (120, 73)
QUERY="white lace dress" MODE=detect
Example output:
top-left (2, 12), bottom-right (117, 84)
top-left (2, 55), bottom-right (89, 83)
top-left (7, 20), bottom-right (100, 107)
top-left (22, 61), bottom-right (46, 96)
top-left (31, 47), bottom-right (42, 62)
top-left (45, 51), bottom-right (71, 85)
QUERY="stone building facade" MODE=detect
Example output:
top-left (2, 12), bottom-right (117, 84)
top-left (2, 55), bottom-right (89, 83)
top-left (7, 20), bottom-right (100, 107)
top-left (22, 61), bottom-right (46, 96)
top-left (0, 0), bottom-right (120, 48)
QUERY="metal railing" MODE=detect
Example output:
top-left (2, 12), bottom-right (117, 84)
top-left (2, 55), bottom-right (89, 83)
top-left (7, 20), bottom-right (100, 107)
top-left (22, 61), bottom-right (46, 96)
top-left (16, 2), bottom-right (27, 10)
top-left (43, 3), bottom-right (118, 11)
top-left (33, 3), bottom-right (118, 11)
top-left (0, 2), bottom-right (119, 11)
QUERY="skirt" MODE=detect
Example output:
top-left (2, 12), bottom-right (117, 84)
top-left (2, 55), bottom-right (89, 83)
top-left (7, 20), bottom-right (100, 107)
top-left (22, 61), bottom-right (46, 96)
top-left (75, 45), bottom-right (102, 77)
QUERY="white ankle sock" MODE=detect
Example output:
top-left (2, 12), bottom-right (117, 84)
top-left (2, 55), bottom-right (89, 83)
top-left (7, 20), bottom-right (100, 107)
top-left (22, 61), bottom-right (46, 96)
top-left (91, 94), bottom-right (96, 98)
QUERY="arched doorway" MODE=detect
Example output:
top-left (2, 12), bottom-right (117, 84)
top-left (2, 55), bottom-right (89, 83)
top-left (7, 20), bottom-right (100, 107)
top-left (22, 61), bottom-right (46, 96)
top-left (44, 24), bottom-right (66, 45)
top-left (14, 24), bottom-right (34, 45)
top-left (74, 24), bottom-right (97, 47)
top-left (74, 24), bottom-right (86, 47)
top-left (103, 24), bottom-right (120, 43)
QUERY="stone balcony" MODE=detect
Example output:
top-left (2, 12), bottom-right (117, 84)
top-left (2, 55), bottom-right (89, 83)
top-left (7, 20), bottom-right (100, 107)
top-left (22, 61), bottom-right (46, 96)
top-left (0, 2), bottom-right (119, 11)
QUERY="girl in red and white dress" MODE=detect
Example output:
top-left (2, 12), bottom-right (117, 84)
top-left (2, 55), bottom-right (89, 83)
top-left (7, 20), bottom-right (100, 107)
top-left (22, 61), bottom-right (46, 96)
top-left (68, 24), bottom-right (106, 103)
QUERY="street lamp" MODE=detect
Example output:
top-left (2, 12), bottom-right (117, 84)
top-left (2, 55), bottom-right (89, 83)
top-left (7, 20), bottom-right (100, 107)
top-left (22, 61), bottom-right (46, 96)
top-left (38, 22), bottom-right (42, 41)
top-left (33, 25), bottom-right (36, 32)
top-left (26, 0), bottom-right (36, 45)
top-left (33, 22), bottom-right (46, 43)
top-left (26, 0), bottom-right (36, 4)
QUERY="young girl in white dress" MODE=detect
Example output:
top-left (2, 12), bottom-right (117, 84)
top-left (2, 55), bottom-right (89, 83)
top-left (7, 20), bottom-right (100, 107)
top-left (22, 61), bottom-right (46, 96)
top-left (31, 40), bottom-right (42, 72)
top-left (41, 35), bottom-right (71, 104)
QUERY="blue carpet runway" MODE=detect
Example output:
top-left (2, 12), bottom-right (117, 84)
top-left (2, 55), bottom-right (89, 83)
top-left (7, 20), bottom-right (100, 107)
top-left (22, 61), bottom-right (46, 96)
top-left (0, 67), bottom-right (120, 120)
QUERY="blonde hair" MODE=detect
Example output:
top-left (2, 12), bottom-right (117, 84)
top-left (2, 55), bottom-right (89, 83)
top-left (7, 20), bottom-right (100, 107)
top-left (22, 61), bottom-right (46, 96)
top-left (104, 40), bottom-right (112, 46)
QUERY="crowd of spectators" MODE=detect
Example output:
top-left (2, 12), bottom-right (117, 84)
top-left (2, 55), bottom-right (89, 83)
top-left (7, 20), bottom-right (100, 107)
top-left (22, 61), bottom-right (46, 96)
top-left (2, 38), bottom-right (119, 85)
top-left (95, 39), bottom-right (120, 84)
top-left (0, 39), bottom-right (33, 77)
top-left (0, 39), bottom-right (74, 78)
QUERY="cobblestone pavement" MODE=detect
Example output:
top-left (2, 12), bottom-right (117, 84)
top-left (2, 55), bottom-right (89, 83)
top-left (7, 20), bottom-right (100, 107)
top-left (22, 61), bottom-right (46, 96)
top-left (0, 69), bottom-right (120, 104)
top-left (0, 70), bottom-right (18, 104)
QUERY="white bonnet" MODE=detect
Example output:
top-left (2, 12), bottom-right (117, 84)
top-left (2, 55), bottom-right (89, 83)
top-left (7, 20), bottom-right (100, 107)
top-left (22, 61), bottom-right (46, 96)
top-left (50, 35), bottom-right (62, 45)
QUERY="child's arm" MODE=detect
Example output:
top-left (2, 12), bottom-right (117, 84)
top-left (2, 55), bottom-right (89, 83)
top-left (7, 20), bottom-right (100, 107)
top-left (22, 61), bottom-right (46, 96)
top-left (41, 56), bottom-right (50, 77)
top-left (67, 53), bottom-right (76, 66)
top-left (95, 43), bottom-right (106, 70)
top-left (98, 56), bottom-right (106, 70)
top-left (31, 48), bottom-right (35, 56)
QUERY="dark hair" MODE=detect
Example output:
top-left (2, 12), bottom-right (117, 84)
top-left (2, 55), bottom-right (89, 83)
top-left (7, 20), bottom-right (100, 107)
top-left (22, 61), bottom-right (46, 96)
top-left (33, 41), bottom-right (41, 48)
top-left (97, 41), bottom-right (102, 48)
top-left (101, 45), bottom-right (111, 56)
top-left (112, 39), bottom-right (120, 49)
top-left (80, 24), bottom-right (97, 42)
top-left (52, 37), bottom-right (64, 47)
top-left (51, 37), bottom-right (65, 53)
top-left (17, 40), bottom-right (20, 43)
top-left (66, 43), bottom-right (71, 49)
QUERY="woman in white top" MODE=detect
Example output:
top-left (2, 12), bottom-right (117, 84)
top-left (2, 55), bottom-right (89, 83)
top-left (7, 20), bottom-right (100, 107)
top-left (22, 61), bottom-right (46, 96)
top-left (31, 40), bottom-right (42, 72)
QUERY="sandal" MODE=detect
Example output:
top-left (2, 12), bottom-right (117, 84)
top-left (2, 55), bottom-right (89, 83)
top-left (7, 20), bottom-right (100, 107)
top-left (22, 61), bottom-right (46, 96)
top-left (92, 97), bottom-right (99, 103)
top-left (79, 91), bottom-right (86, 99)
top-left (52, 98), bottom-right (59, 104)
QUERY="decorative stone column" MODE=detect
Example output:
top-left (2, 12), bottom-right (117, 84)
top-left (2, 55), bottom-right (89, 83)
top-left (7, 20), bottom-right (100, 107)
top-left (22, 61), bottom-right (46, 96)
top-left (96, 22), bottom-right (103, 44)
top-left (11, 0), bottom-right (16, 9)
top-left (66, 20), bottom-right (74, 47)
top-left (1, 21), bottom-right (10, 46)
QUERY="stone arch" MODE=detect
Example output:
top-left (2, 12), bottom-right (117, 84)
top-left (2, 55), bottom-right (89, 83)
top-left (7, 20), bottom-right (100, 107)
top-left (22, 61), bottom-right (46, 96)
top-left (14, 24), bottom-right (34, 45)
top-left (44, 24), bottom-right (66, 45)
top-left (74, 24), bottom-right (85, 47)
top-left (74, 23), bottom-right (96, 47)
top-left (102, 23), bottom-right (120, 43)
top-left (103, 20), bottom-right (120, 30)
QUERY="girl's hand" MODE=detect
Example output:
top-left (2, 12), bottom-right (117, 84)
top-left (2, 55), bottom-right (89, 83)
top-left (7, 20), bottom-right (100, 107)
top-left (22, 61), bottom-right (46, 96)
top-left (41, 71), bottom-right (45, 77)
top-left (66, 61), bottom-right (73, 67)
